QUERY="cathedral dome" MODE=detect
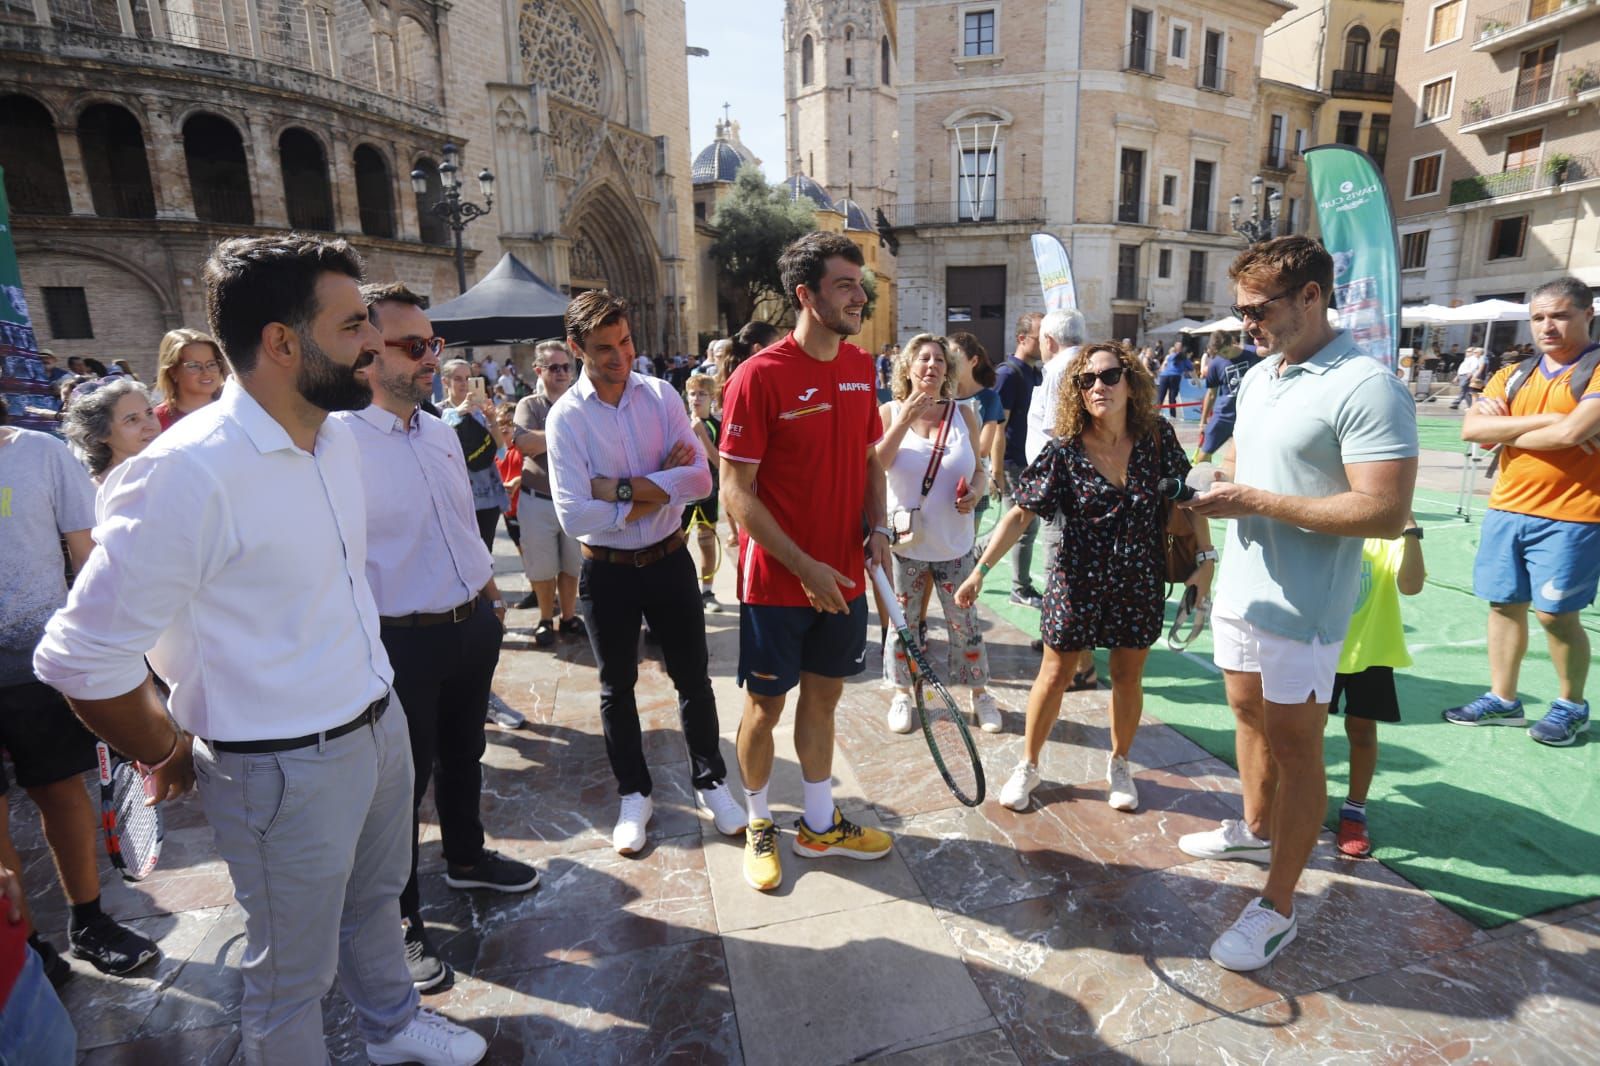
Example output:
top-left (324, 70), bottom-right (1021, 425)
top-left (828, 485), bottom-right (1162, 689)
top-left (835, 197), bottom-right (875, 232)
top-left (784, 174), bottom-right (836, 211)
top-left (692, 141), bottom-right (746, 185)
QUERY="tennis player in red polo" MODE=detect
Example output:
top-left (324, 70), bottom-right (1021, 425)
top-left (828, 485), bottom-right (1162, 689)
top-left (720, 231), bottom-right (895, 892)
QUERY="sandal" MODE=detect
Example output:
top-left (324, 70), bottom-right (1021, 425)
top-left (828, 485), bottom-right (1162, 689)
top-left (558, 617), bottom-right (586, 637)
top-left (1068, 668), bottom-right (1099, 692)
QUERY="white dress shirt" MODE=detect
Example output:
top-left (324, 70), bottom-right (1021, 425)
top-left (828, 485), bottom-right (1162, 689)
top-left (1026, 346), bottom-right (1078, 464)
top-left (333, 405), bottom-right (493, 617)
top-left (545, 371), bottom-right (712, 549)
top-left (34, 379), bottom-right (393, 742)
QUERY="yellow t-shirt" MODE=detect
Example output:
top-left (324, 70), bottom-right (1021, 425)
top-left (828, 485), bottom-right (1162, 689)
top-left (1337, 537), bottom-right (1412, 674)
top-left (1482, 354), bottom-right (1600, 524)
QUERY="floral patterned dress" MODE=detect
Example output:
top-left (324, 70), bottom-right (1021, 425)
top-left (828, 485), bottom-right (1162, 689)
top-left (1011, 418), bottom-right (1189, 650)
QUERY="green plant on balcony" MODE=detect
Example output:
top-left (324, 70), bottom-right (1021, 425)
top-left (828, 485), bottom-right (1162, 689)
top-left (1464, 97), bottom-right (1492, 121)
top-left (1567, 68), bottom-right (1599, 94)
top-left (1545, 153), bottom-right (1572, 183)
top-left (1478, 19), bottom-right (1506, 39)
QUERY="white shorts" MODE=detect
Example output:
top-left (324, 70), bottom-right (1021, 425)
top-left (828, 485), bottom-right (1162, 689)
top-left (519, 491), bottom-right (581, 581)
top-left (1211, 606), bottom-right (1344, 705)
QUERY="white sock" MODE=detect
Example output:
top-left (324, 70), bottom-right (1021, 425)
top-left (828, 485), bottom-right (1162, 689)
top-left (701, 580), bottom-right (714, 593)
top-left (802, 776), bottom-right (835, 834)
top-left (745, 785), bottom-right (770, 823)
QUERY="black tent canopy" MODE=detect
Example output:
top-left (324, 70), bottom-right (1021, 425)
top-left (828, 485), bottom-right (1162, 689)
top-left (429, 253), bottom-right (569, 346)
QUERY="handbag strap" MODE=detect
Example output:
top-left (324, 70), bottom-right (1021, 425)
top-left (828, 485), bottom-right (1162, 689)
top-left (918, 401), bottom-right (957, 501)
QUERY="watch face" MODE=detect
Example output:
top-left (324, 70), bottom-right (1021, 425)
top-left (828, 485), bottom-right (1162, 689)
top-left (617, 480), bottom-right (632, 501)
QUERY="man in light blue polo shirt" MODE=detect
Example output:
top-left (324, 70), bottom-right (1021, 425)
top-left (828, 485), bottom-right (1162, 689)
top-left (1176, 236), bottom-right (1418, 972)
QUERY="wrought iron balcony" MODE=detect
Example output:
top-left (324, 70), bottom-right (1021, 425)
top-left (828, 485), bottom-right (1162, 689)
top-left (1449, 150), bottom-right (1597, 205)
top-left (884, 199), bottom-right (1046, 227)
top-left (1331, 69), bottom-right (1396, 99)
top-left (1474, 0), bottom-right (1599, 52)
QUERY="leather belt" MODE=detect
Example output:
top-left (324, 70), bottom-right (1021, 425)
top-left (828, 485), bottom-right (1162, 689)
top-left (581, 530), bottom-right (685, 568)
top-left (209, 693), bottom-right (390, 754)
top-left (380, 596), bottom-right (478, 628)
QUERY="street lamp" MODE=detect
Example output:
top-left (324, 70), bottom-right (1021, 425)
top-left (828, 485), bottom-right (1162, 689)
top-left (412, 142), bottom-right (495, 294)
top-left (1229, 174), bottom-right (1282, 244)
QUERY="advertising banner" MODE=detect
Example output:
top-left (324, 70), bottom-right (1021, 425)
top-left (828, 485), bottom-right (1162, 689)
top-left (1030, 232), bottom-right (1078, 313)
top-left (0, 168), bottom-right (58, 432)
top-left (1304, 145), bottom-right (1401, 368)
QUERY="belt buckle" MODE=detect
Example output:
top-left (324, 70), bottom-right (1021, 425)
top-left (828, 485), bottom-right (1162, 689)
top-left (634, 548), bottom-right (651, 568)
top-left (451, 600), bottom-right (472, 623)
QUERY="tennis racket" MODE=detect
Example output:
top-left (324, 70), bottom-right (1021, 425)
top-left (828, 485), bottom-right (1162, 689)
top-left (870, 564), bottom-right (986, 806)
top-left (96, 741), bottom-right (163, 881)
top-left (685, 503), bottom-right (723, 575)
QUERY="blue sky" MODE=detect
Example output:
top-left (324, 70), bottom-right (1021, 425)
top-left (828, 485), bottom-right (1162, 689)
top-left (685, 0), bottom-right (787, 178)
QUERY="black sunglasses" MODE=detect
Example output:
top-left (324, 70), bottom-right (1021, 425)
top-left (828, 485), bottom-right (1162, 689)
top-left (1076, 367), bottom-right (1125, 390)
top-left (384, 336), bottom-right (446, 361)
top-left (1230, 288), bottom-right (1296, 322)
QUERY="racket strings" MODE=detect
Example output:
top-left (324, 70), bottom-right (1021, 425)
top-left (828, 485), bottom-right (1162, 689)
top-left (111, 768), bottom-right (162, 876)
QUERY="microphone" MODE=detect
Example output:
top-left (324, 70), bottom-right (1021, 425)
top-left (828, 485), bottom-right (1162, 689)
top-left (1157, 477), bottom-right (1196, 502)
top-left (1159, 463), bottom-right (1220, 502)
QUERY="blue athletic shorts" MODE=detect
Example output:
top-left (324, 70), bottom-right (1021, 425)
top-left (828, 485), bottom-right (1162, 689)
top-left (1474, 508), bottom-right (1600, 614)
top-left (1199, 417), bottom-right (1235, 456)
top-left (738, 596), bottom-right (868, 696)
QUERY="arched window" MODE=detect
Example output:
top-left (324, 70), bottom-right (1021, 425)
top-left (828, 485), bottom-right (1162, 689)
top-left (882, 36), bottom-right (891, 85)
top-left (413, 156), bottom-right (447, 246)
top-left (78, 104), bottom-right (155, 218)
top-left (279, 128), bottom-right (334, 231)
top-left (353, 144), bottom-right (394, 238)
top-left (844, 25), bottom-right (852, 41)
top-left (396, 16), bottom-right (440, 107)
top-left (1378, 29), bottom-right (1399, 78)
top-left (183, 112), bottom-right (254, 224)
top-left (1343, 26), bottom-right (1370, 73)
top-left (801, 35), bottom-right (814, 85)
top-left (0, 95), bottom-right (71, 215)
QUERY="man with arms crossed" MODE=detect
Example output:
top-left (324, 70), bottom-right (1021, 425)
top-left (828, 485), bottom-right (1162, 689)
top-left (1177, 236), bottom-right (1417, 971)
top-left (720, 231), bottom-right (894, 892)
top-left (546, 291), bottom-right (746, 854)
top-left (339, 283), bottom-right (538, 994)
top-left (1447, 276), bottom-right (1600, 745)
top-left (34, 236), bottom-right (485, 1064)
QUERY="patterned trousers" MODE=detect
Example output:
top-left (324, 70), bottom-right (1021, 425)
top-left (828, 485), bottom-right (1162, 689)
top-left (884, 550), bottom-right (991, 689)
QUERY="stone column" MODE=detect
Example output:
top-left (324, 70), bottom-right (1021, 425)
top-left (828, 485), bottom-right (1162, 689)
top-left (145, 0), bottom-right (167, 40)
top-left (244, 113), bottom-right (287, 228)
top-left (114, 0), bottom-right (134, 35)
top-left (146, 107), bottom-right (197, 219)
top-left (393, 140), bottom-right (419, 240)
top-left (30, 0), bottom-right (49, 25)
top-left (330, 133), bottom-right (360, 233)
top-left (54, 126), bottom-right (97, 216)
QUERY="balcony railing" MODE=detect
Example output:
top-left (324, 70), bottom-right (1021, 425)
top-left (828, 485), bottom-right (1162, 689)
top-left (1331, 69), bottom-right (1396, 98)
top-left (0, 172), bottom-right (71, 215)
top-left (192, 186), bottom-right (254, 225)
top-left (88, 182), bottom-right (156, 218)
top-left (1187, 208), bottom-right (1218, 233)
top-left (163, 8), bottom-right (228, 50)
top-left (1112, 199), bottom-right (1159, 225)
top-left (1123, 43), bottom-right (1164, 78)
top-left (1197, 66), bottom-right (1234, 94)
top-left (359, 206), bottom-right (397, 238)
top-left (1449, 150), bottom-right (1598, 205)
top-left (1112, 277), bottom-right (1146, 302)
top-left (286, 203), bottom-right (335, 231)
top-left (1460, 63), bottom-right (1600, 128)
top-left (884, 199), bottom-right (1047, 227)
top-left (1475, 0), bottom-right (1599, 51)
top-left (1261, 148), bottom-right (1298, 171)
top-left (49, 0), bottom-right (120, 33)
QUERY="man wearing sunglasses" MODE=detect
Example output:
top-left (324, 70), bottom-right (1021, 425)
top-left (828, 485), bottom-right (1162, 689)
top-left (510, 340), bottom-right (584, 645)
top-left (1176, 236), bottom-right (1417, 973)
top-left (337, 282), bottom-right (538, 995)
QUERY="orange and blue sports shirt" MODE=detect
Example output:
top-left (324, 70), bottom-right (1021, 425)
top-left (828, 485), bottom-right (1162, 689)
top-left (1482, 347), bottom-right (1600, 524)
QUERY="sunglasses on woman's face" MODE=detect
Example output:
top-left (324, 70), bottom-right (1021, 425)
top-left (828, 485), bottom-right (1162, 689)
top-left (1076, 367), bottom-right (1125, 390)
top-left (384, 336), bottom-right (446, 361)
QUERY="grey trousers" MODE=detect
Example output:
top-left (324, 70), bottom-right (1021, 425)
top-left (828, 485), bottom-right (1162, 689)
top-left (192, 699), bottom-right (419, 1065)
top-left (1003, 460), bottom-right (1041, 594)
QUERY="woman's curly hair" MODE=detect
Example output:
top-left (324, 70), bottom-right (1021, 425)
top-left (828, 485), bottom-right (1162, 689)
top-left (1053, 341), bottom-right (1160, 442)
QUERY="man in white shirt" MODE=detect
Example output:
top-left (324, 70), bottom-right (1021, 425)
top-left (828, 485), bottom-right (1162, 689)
top-left (546, 290), bottom-right (747, 854)
top-left (33, 235), bottom-right (485, 1066)
top-left (338, 282), bottom-right (538, 995)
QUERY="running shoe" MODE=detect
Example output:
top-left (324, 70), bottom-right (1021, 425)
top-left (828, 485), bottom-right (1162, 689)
top-left (1336, 812), bottom-right (1371, 858)
top-left (532, 619), bottom-right (557, 648)
top-left (444, 849), bottom-right (539, 893)
top-left (1442, 692), bottom-right (1524, 726)
top-left (698, 782), bottom-right (748, 836)
top-left (998, 760), bottom-right (1040, 811)
top-left (486, 703), bottom-right (526, 729)
top-left (744, 819), bottom-right (782, 891)
top-left (792, 808), bottom-right (892, 860)
top-left (701, 589), bottom-right (723, 613)
top-left (972, 691), bottom-right (1002, 733)
top-left (1528, 699), bottom-right (1590, 746)
top-left (1009, 588), bottom-right (1044, 609)
top-left (612, 793), bottom-right (653, 855)
top-left (366, 1008), bottom-right (487, 1065)
top-left (887, 692), bottom-right (915, 734)
top-left (68, 913), bottom-right (159, 976)
top-left (1177, 819), bottom-right (1272, 863)
top-left (1106, 754), bottom-right (1139, 812)
top-left (403, 922), bottom-right (453, 993)
top-left (1209, 896), bottom-right (1297, 972)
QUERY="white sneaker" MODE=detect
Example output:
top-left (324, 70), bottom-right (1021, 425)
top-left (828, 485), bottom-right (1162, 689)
top-left (367, 1008), bottom-right (487, 1065)
top-left (698, 782), bottom-right (748, 836)
top-left (1209, 896), bottom-right (1297, 971)
top-left (972, 691), bottom-right (1002, 733)
top-left (612, 792), bottom-right (653, 855)
top-left (1107, 754), bottom-right (1139, 812)
top-left (998, 761), bottom-right (1040, 811)
top-left (887, 692), bottom-right (916, 733)
top-left (1177, 819), bottom-right (1272, 863)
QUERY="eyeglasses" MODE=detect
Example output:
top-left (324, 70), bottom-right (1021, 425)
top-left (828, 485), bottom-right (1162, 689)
top-left (1230, 288), bottom-right (1296, 323)
top-left (537, 362), bottom-right (573, 374)
top-left (180, 360), bottom-right (224, 374)
top-left (1075, 367), bottom-right (1125, 390)
top-left (384, 337), bottom-right (446, 361)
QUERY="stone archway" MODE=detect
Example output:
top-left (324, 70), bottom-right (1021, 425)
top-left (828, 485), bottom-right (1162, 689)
top-left (564, 180), bottom-right (661, 353)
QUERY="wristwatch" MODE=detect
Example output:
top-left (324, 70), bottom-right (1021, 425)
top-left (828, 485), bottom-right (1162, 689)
top-left (871, 525), bottom-right (894, 540)
top-left (1195, 548), bottom-right (1219, 565)
top-left (1402, 526), bottom-right (1424, 539)
top-left (616, 477), bottom-right (633, 502)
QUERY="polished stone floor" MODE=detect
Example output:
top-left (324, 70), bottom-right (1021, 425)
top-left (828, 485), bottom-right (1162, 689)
top-left (16, 436), bottom-right (1599, 1064)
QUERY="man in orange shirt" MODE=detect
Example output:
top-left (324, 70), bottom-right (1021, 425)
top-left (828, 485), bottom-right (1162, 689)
top-left (1450, 276), bottom-right (1600, 746)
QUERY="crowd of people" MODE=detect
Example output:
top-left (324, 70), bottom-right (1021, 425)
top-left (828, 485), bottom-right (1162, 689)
top-left (0, 225), bottom-right (1595, 1061)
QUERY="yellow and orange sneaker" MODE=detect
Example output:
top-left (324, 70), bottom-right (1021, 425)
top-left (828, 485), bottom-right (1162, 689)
top-left (743, 819), bottom-right (782, 891)
top-left (791, 808), bottom-right (892, 861)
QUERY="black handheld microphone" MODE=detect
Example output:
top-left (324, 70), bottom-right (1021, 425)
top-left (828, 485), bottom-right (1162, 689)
top-left (1157, 477), bottom-right (1197, 502)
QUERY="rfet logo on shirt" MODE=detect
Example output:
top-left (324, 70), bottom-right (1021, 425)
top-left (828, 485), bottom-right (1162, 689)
top-left (720, 336), bottom-right (884, 607)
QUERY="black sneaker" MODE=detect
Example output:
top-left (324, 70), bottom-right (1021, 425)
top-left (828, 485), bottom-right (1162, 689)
top-left (29, 935), bottom-right (72, 989)
top-left (1009, 588), bottom-right (1044, 609)
top-left (514, 591), bottom-right (539, 610)
top-left (533, 619), bottom-right (557, 647)
top-left (444, 849), bottom-right (539, 893)
top-left (701, 589), bottom-right (723, 613)
top-left (68, 913), bottom-right (159, 976)
top-left (558, 616), bottom-right (586, 638)
top-left (403, 922), bottom-right (452, 994)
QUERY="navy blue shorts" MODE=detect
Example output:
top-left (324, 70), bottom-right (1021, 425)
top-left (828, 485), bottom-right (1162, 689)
top-left (738, 596), bottom-right (868, 696)
top-left (1199, 417), bottom-right (1235, 456)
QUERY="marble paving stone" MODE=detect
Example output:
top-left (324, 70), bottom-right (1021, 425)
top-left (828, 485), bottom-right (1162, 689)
top-left (136, 904), bottom-right (249, 1037)
top-left (704, 807), bottom-right (925, 934)
top-left (865, 1026), bottom-right (1021, 1065)
top-left (706, 722), bottom-right (873, 823)
top-left (79, 1024), bottom-right (242, 1065)
top-left (723, 898), bottom-right (992, 1066)
top-left (469, 831), bottom-right (718, 976)
top-left (940, 872), bottom-right (1281, 1062)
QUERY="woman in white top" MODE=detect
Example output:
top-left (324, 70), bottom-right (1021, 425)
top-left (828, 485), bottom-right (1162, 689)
top-left (876, 334), bottom-right (999, 734)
